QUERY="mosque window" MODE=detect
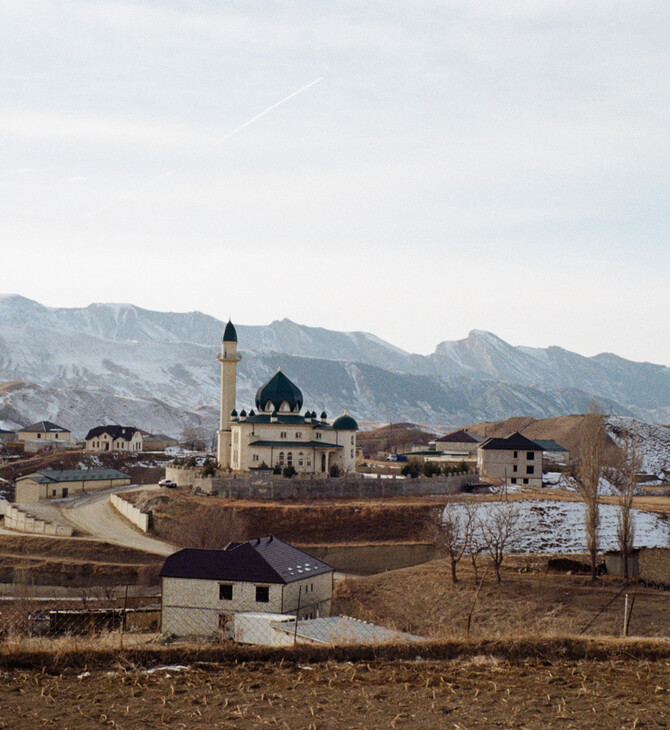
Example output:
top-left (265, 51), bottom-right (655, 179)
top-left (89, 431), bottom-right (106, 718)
top-left (278, 452), bottom-right (285, 466)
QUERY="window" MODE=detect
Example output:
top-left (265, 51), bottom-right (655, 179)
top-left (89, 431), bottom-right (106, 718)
top-left (256, 586), bottom-right (269, 603)
top-left (62, 488), bottom-right (68, 497)
top-left (280, 431), bottom-right (287, 439)
top-left (316, 433), bottom-right (322, 440)
top-left (55, 433), bottom-right (59, 439)
top-left (219, 583), bottom-right (233, 600)
top-left (511, 478), bottom-right (517, 484)
top-left (295, 432), bottom-right (302, 439)
top-left (298, 452), bottom-right (304, 467)
top-left (513, 465), bottom-right (518, 473)
top-left (37, 433), bottom-right (41, 439)
top-left (287, 452), bottom-right (293, 466)
top-left (527, 452), bottom-right (535, 460)
top-left (512, 450), bottom-right (517, 458)
top-left (526, 465), bottom-right (534, 475)
top-left (52, 489), bottom-right (56, 497)
top-left (252, 454), bottom-right (259, 462)
top-left (278, 452), bottom-right (285, 466)
top-left (523, 478), bottom-right (529, 485)
top-left (351, 436), bottom-right (354, 445)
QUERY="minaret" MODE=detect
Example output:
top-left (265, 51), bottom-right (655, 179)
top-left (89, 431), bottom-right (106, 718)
top-left (217, 320), bottom-right (241, 469)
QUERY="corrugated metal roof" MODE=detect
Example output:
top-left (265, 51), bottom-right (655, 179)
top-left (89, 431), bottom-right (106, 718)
top-left (27, 468), bottom-right (129, 484)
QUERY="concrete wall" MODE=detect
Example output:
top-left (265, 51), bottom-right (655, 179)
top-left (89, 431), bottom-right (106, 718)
top-left (191, 473), bottom-right (476, 500)
top-left (0, 500), bottom-right (73, 536)
top-left (161, 571), bottom-right (332, 637)
top-left (110, 493), bottom-right (150, 532)
top-left (477, 448), bottom-right (542, 488)
top-left (301, 542), bottom-right (442, 575)
top-left (638, 548), bottom-right (670, 586)
top-left (165, 465), bottom-right (201, 487)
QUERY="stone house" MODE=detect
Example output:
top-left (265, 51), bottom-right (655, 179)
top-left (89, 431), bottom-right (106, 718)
top-left (160, 536), bottom-right (334, 637)
top-left (477, 432), bottom-right (543, 488)
top-left (17, 421), bottom-right (71, 450)
top-left (14, 468), bottom-right (131, 503)
top-left (85, 425), bottom-right (144, 452)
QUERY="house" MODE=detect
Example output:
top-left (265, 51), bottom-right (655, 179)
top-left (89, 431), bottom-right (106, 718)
top-left (477, 432), bottom-right (543, 488)
top-left (0, 428), bottom-right (16, 443)
top-left (432, 429), bottom-right (481, 458)
top-left (14, 468), bottom-right (131, 503)
top-left (216, 321), bottom-right (358, 475)
top-left (17, 421), bottom-right (71, 452)
top-left (533, 439), bottom-right (570, 466)
top-left (160, 536), bottom-right (334, 637)
top-left (141, 433), bottom-right (179, 451)
top-left (85, 425), bottom-right (144, 452)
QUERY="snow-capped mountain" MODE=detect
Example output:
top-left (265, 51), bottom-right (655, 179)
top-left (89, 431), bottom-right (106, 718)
top-left (0, 295), bottom-right (668, 437)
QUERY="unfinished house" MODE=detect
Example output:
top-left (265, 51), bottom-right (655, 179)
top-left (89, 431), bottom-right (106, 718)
top-left (477, 432), bottom-right (543, 488)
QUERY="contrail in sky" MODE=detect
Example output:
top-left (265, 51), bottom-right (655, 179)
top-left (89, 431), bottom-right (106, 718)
top-left (90, 77), bottom-right (323, 216)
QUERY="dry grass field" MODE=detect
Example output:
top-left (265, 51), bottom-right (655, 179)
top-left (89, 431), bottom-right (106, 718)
top-left (334, 555), bottom-right (670, 639)
top-left (0, 651), bottom-right (668, 728)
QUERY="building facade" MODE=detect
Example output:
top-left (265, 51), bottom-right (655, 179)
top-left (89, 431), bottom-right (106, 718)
top-left (14, 468), bottom-right (131, 503)
top-left (17, 421), bottom-right (71, 445)
top-left (477, 432), bottom-right (543, 488)
top-left (85, 425), bottom-right (144, 452)
top-left (160, 537), bottom-right (334, 637)
top-left (216, 322), bottom-right (358, 474)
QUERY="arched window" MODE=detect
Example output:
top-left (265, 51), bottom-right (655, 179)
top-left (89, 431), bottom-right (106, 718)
top-left (278, 451), bottom-right (285, 466)
top-left (287, 452), bottom-right (293, 466)
top-left (298, 452), bottom-right (304, 467)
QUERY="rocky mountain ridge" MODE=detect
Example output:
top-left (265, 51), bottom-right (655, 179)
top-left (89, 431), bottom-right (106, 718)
top-left (0, 295), bottom-right (668, 436)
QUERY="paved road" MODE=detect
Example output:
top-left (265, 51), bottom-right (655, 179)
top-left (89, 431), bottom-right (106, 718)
top-left (56, 485), bottom-right (177, 557)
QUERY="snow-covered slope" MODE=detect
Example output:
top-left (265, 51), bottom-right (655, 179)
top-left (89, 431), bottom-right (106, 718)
top-left (0, 295), bottom-right (668, 436)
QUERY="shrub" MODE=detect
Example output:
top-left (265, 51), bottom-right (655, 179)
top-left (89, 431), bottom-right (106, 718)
top-left (282, 465), bottom-right (297, 479)
top-left (329, 464), bottom-right (341, 478)
top-left (422, 460), bottom-right (441, 478)
top-left (201, 459), bottom-right (217, 477)
top-left (401, 460), bottom-right (421, 478)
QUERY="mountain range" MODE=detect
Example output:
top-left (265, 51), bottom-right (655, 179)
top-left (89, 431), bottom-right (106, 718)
top-left (0, 294), bottom-right (668, 437)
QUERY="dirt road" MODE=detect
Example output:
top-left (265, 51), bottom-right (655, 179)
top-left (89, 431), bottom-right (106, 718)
top-left (57, 486), bottom-right (176, 556)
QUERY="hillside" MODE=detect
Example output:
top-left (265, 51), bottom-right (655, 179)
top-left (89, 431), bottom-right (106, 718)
top-left (1, 295), bottom-right (669, 435)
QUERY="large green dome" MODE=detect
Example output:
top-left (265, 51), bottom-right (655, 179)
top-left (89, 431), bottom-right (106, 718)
top-left (332, 413), bottom-right (359, 431)
top-left (255, 370), bottom-right (303, 413)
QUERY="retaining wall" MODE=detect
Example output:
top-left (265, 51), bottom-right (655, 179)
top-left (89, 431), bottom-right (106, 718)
top-left (0, 499), bottom-right (73, 537)
top-left (192, 473), bottom-right (478, 500)
top-left (299, 542), bottom-right (442, 575)
top-left (110, 494), bottom-right (150, 532)
top-left (164, 465), bottom-right (200, 487)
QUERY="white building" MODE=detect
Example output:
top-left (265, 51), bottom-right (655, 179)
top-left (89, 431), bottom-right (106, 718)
top-left (84, 425), bottom-right (144, 452)
top-left (477, 431), bottom-right (543, 488)
top-left (216, 321), bottom-right (358, 475)
top-left (160, 536), bottom-right (334, 637)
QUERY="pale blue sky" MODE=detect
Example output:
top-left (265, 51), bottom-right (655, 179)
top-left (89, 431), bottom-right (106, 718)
top-left (1, 1), bottom-right (669, 364)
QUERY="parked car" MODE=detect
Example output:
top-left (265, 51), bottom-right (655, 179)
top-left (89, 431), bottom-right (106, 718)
top-left (158, 478), bottom-right (177, 489)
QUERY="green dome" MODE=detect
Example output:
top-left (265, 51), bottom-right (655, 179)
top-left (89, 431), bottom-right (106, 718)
top-left (255, 369), bottom-right (303, 412)
top-left (223, 320), bottom-right (238, 343)
top-left (332, 413), bottom-right (359, 431)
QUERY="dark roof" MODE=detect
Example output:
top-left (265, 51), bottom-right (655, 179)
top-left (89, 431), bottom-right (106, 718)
top-left (332, 413), bottom-right (359, 431)
top-left (255, 370), bottom-right (304, 413)
top-left (23, 468), bottom-right (129, 484)
top-left (22, 420), bottom-right (70, 433)
top-left (479, 432), bottom-right (543, 451)
top-left (85, 425), bottom-right (141, 441)
top-left (435, 429), bottom-right (479, 443)
top-left (249, 439), bottom-right (342, 449)
top-left (223, 320), bottom-right (238, 343)
top-left (160, 537), bottom-right (333, 584)
top-left (533, 439), bottom-right (569, 452)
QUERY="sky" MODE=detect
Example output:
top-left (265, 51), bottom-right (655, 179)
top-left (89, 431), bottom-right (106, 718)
top-left (1, 1), bottom-right (669, 365)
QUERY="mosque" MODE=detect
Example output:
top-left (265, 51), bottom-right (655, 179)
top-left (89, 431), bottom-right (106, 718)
top-left (216, 321), bottom-right (358, 475)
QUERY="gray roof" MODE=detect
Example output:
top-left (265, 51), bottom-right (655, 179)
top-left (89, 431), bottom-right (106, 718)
top-left (533, 439), bottom-right (569, 452)
top-left (85, 425), bottom-right (141, 441)
top-left (479, 432), bottom-right (542, 451)
top-left (22, 420), bottom-right (70, 433)
top-left (25, 468), bottom-right (129, 484)
top-left (160, 536), bottom-right (333, 584)
top-left (274, 616), bottom-right (424, 645)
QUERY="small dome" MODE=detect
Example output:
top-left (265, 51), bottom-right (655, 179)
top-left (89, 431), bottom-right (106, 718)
top-left (320, 410), bottom-right (328, 419)
top-left (249, 409), bottom-right (255, 416)
top-left (333, 413), bottom-right (359, 431)
top-left (239, 409), bottom-right (247, 417)
top-left (255, 370), bottom-right (303, 413)
top-left (223, 320), bottom-right (238, 343)
top-left (230, 409), bottom-right (238, 417)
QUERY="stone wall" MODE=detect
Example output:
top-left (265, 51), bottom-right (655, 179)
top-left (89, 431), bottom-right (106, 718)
top-left (164, 465), bottom-right (201, 487)
top-left (0, 499), bottom-right (73, 537)
top-left (638, 547), bottom-right (670, 587)
top-left (110, 493), bottom-right (151, 532)
top-left (300, 542), bottom-right (441, 575)
top-left (192, 473), bottom-right (478, 500)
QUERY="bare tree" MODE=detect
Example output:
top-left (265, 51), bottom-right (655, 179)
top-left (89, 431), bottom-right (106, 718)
top-left (608, 431), bottom-right (640, 579)
top-left (430, 501), bottom-right (476, 583)
top-left (181, 426), bottom-right (208, 452)
top-left (574, 401), bottom-right (608, 582)
top-left (464, 501), bottom-right (484, 583)
top-left (166, 506), bottom-right (249, 549)
top-left (478, 498), bottom-right (520, 583)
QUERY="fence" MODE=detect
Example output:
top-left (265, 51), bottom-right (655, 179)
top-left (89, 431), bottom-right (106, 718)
top-left (110, 493), bottom-right (150, 532)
